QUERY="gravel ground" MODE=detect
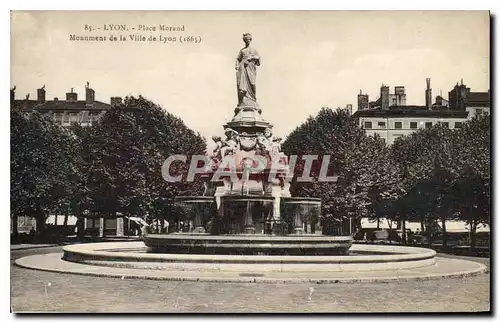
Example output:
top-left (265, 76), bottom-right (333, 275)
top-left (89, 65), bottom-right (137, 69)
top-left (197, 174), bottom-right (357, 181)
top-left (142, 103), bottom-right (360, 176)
top-left (10, 247), bottom-right (490, 313)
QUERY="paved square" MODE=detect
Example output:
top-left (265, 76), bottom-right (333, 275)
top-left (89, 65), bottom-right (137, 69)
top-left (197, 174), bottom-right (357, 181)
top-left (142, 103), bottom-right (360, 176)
top-left (10, 247), bottom-right (490, 313)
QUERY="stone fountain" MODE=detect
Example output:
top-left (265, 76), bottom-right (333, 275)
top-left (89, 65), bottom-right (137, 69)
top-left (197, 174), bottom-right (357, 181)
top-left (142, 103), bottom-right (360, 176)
top-left (144, 33), bottom-right (352, 255)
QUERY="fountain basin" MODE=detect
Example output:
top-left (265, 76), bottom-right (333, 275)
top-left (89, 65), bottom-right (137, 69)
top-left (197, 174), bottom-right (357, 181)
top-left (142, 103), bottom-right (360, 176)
top-left (281, 197), bottom-right (322, 235)
top-left (143, 233), bottom-right (353, 255)
top-left (61, 241), bottom-right (438, 272)
top-left (219, 195), bottom-right (275, 235)
top-left (174, 196), bottom-right (216, 233)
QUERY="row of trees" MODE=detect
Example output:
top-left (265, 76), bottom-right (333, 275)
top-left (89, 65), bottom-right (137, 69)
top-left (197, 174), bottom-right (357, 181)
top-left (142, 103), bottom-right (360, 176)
top-left (282, 108), bottom-right (490, 247)
top-left (11, 96), bottom-right (206, 240)
top-left (11, 97), bottom-right (490, 247)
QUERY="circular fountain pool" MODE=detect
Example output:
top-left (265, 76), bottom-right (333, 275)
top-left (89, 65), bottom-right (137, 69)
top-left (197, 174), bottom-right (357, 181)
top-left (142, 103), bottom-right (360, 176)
top-left (15, 241), bottom-right (486, 283)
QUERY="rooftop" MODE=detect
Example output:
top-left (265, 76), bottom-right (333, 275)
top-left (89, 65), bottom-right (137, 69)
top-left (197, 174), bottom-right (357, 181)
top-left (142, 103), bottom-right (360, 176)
top-left (352, 106), bottom-right (469, 118)
top-left (34, 100), bottom-right (112, 112)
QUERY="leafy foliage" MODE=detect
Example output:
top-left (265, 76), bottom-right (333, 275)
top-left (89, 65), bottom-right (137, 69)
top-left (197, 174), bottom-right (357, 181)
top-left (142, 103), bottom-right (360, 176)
top-left (11, 96), bottom-right (206, 239)
top-left (283, 108), bottom-right (490, 244)
top-left (11, 110), bottom-right (76, 236)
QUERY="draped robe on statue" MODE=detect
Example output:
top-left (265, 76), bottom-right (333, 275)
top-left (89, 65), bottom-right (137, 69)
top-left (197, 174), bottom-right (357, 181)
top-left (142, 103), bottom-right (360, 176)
top-left (236, 46), bottom-right (260, 106)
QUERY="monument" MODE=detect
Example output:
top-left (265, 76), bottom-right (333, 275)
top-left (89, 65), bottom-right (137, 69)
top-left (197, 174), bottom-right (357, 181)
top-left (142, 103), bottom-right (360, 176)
top-left (146, 33), bottom-right (351, 255)
top-left (235, 33), bottom-right (260, 111)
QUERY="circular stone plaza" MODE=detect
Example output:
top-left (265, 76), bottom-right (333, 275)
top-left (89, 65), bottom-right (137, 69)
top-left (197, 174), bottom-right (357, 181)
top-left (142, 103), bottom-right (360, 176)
top-left (16, 239), bottom-right (486, 284)
top-left (11, 243), bottom-right (490, 313)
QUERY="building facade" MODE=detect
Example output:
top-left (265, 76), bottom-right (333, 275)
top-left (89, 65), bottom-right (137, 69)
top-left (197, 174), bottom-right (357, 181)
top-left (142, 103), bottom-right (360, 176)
top-left (11, 82), bottom-right (121, 126)
top-left (353, 79), bottom-right (490, 145)
top-left (448, 79), bottom-right (490, 118)
top-left (353, 108), bottom-right (469, 145)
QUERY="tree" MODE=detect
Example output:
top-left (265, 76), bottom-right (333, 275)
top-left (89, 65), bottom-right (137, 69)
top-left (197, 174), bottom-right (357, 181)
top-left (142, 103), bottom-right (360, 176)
top-left (282, 107), bottom-right (399, 235)
top-left (11, 110), bottom-right (75, 239)
top-left (390, 122), bottom-right (457, 245)
top-left (390, 115), bottom-right (490, 248)
top-left (448, 114), bottom-right (490, 248)
top-left (88, 96), bottom-right (206, 234)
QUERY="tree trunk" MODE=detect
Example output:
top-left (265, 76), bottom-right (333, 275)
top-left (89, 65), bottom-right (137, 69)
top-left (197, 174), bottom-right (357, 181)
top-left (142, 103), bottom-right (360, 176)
top-left (441, 217), bottom-right (447, 248)
top-left (63, 214), bottom-right (69, 236)
top-left (470, 219), bottom-right (477, 250)
top-left (401, 217), bottom-right (407, 245)
top-left (11, 214), bottom-right (19, 243)
top-left (76, 204), bottom-right (85, 241)
top-left (387, 219), bottom-right (393, 244)
top-left (77, 217), bottom-right (85, 241)
top-left (376, 217), bottom-right (380, 229)
top-left (35, 211), bottom-right (45, 240)
top-left (102, 215), bottom-right (107, 237)
top-left (427, 219), bottom-right (432, 247)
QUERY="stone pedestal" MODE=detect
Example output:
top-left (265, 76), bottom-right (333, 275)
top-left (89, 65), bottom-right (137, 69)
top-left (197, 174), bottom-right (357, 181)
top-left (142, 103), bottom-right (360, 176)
top-left (99, 217), bottom-right (104, 237)
top-left (243, 204), bottom-right (255, 234)
top-left (193, 213), bottom-right (206, 233)
top-left (215, 195), bottom-right (222, 209)
top-left (293, 213), bottom-right (304, 235)
top-left (116, 217), bottom-right (124, 237)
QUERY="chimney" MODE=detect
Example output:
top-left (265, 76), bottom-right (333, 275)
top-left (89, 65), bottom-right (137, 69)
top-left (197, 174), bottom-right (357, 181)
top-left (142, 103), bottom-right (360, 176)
top-left (10, 86), bottom-right (15, 104)
top-left (110, 97), bottom-right (122, 106)
top-left (380, 84), bottom-right (390, 110)
top-left (394, 86), bottom-right (406, 106)
top-left (346, 104), bottom-right (353, 115)
top-left (66, 87), bottom-right (78, 101)
top-left (37, 85), bottom-right (46, 103)
top-left (85, 81), bottom-right (95, 104)
top-left (425, 78), bottom-right (432, 109)
top-left (357, 90), bottom-right (369, 110)
top-left (23, 93), bottom-right (30, 109)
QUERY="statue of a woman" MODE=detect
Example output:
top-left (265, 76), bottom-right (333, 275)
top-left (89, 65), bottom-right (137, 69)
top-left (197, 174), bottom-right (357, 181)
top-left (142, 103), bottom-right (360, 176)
top-left (235, 33), bottom-right (260, 107)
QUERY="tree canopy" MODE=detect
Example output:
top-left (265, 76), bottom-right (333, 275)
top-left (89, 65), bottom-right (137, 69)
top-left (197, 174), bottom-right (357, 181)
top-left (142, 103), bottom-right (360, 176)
top-left (11, 96), bottom-right (206, 239)
top-left (283, 108), bottom-right (490, 243)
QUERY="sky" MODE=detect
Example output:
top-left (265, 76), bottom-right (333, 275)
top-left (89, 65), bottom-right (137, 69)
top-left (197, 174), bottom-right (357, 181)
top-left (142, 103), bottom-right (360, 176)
top-left (11, 11), bottom-right (490, 144)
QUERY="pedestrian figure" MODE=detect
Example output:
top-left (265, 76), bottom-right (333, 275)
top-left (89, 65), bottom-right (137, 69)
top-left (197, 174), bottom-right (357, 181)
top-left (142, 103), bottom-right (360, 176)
top-left (140, 224), bottom-right (149, 237)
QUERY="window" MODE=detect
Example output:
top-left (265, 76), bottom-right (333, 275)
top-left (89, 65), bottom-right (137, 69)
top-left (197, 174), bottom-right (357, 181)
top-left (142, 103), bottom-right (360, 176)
top-left (476, 109), bottom-right (483, 115)
top-left (378, 121), bottom-right (386, 128)
top-left (425, 122), bottom-right (433, 129)
top-left (53, 113), bottom-right (63, 124)
top-left (410, 122), bottom-right (418, 129)
top-left (394, 121), bottom-right (402, 129)
top-left (440, 122), bottom-right (449, 128)
top-left (81, 112), bottom-right (90, 123)
top-left (455, 122), bottom-right (463, 129)
top-left (69, 113), bottom-right (79, 125)
top-left (364, 121), bottom-right (372, 129)
top-left (62, 113), bottom-right (69, 123)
